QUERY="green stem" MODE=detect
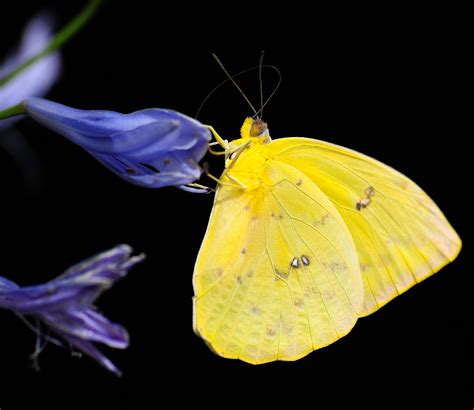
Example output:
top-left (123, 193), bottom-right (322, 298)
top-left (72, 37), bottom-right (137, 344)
top-left (0, 103), bottom-right (26, 120)
top-left (0, 0), bottom-right (102, 88)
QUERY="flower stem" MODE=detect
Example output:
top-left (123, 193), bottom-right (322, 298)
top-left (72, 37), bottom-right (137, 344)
top-left (0, 103), bottom-right (25, 120)
top-left (0, 0), bottom-right (102, 88)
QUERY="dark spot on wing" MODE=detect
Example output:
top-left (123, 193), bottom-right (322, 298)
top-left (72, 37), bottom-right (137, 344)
top-left (250, 306), bottom-right (259, 315)
top-left (291, 257), bottom-right (299, 268)
top-left (323, 261), bottom-right (347, 272)
top-left (267, 327), bottom-right (277, 337)
top-left (295, 299), bottom-right (304, 307)
top-left (314, 214), bottom-right (330, 226)
top-left (360, 263), bottom-right (369, 272)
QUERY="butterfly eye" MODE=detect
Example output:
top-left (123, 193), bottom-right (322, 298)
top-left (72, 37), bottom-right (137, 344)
top-left (250, 118), bottom-right (268, 136)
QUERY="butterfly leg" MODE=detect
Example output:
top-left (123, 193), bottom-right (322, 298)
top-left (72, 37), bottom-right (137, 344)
top-left (204, 168), bottom-right (247, 189)
top-left (208, 145), bottom-right (227, 155)
top-left (206, 125), bottom-right (251, 166)
top-left (204, 126), bottom-right (249, 188)
top-left (182, 182), bottom-right (215, 193)
top-left (225, 140), bottom-right (251, 170)
top-left (206, 125), bottom-right (230, 157)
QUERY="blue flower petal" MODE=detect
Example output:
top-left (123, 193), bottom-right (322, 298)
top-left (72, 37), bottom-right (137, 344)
top-left (41, 308), bottom-right (129, 348)
top-left (25, 98), bottom-right (211, 190)
top-left (60, 334), bottom-right (123, 376)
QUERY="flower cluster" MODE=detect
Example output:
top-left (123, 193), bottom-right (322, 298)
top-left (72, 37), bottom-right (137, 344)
top-left (0, 2), bottom-right (213, 376)
top-left (0, 245), bottom-right (144, 375)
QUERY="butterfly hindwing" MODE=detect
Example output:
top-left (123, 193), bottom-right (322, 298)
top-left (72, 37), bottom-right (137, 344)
top-left (269, 138), bottom-right (461, 315)
top-left (193, 157), bottom-right (363, 363)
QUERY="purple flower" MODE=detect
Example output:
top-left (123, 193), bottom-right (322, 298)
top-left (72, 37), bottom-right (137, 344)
top-left (25, 97), bottom-right (211, 192)
top-left (0, 13), bottom-right (61, 130)
top-left (0, 245), bottom-right (144, 376)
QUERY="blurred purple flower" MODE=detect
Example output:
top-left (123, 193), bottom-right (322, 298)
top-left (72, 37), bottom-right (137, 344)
top-left (25, 97), bottom-right (211, 191)
top-left (0, 245), bottom-right (144, 376)
top-left (0, 13), bottom-right (61, 130)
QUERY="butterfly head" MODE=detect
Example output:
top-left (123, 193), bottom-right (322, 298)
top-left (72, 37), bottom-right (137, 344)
top-left (239, 117), bottom-right (271, 143)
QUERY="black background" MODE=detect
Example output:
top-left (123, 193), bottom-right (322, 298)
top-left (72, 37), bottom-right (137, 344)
top-left (0, 1), bottom-right (470, 408)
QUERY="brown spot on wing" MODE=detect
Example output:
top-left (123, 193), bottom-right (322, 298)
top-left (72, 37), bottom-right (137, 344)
top-left (366, 186), bottom-right (375, 197)
top-left (360, 263), bottom-right (369, 272)
top-left (357, 186), bottom-right (375, 210)
top-left (314, 214), bottom-right (330, 226)
top-left (267, 327), bottom-right (277, 337)
top-left (295, 299), bottom-right (305, 307)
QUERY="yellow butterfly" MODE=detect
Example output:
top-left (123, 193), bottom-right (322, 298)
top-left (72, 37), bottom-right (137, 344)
top-left (192, 61), bottom-right (461, 364)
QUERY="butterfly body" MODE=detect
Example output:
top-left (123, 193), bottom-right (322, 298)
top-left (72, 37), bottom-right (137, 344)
top-left (193, 117), bottom-right (461, 364)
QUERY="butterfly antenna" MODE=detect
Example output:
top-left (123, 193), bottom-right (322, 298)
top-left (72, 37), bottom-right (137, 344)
top-left (196, 65), bottom-right (281, 119)
top-left (258, 50), bottom-right (265, 119)
top-left (253, 65), bottom-right (281, 119)
top-left (212, 53), bottom-right (258, 115)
